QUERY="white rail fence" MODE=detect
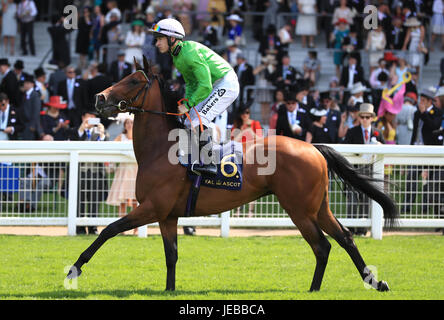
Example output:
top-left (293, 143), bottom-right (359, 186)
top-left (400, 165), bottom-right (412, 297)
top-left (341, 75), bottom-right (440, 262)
top-left (0, 142), bottom-right (443, 239)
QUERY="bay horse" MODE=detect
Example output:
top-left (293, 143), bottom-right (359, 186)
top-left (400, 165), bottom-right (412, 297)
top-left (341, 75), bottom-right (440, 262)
top-left (67, 56), bottom-right (398, 292)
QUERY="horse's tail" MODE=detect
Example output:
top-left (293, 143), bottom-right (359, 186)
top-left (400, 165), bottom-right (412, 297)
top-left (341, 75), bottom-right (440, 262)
top-left (314, 144), bottom-right (399, 229)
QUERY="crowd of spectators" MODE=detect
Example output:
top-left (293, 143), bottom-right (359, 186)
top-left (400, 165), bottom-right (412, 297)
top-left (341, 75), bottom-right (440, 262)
top-left (0, 0), bottom-right (444, 234)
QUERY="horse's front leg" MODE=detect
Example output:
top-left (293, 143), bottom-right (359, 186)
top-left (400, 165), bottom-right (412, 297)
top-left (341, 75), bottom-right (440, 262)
top-left (67, 202), bottom-right (158, 280)
top-left (159, 217), bottom-right (178, 291)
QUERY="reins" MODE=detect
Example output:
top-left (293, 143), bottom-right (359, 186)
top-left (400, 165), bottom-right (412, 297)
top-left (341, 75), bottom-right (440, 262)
top-left (116, 70), bottom-right (204, 133)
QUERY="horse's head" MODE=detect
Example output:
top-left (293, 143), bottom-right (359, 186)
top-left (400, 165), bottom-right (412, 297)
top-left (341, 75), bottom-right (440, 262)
top-left (95, 56), bottom-right (155, 118)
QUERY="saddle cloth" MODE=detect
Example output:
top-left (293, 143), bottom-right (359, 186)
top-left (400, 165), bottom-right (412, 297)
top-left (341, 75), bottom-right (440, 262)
top-left (179, 140), bottom-right (243, 190)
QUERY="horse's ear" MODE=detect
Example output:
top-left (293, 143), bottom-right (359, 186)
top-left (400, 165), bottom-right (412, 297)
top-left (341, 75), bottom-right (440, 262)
top-left (143, 55), bottom-right (151, 74)
top-left (133, 57), bottom-right (142, 71)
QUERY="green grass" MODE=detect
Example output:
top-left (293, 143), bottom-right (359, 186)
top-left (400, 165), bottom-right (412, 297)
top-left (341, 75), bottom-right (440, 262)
top-left (0, 234), bottom-right (443, 300)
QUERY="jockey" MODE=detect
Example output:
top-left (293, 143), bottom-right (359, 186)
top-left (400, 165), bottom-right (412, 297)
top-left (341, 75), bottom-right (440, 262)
top-left (148, 18), bottom-right (240, 176)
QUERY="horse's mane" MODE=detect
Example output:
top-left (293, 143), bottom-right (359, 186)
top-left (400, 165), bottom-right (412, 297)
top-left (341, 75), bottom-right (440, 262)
top-left (154, 74), bottom-right (186, 130)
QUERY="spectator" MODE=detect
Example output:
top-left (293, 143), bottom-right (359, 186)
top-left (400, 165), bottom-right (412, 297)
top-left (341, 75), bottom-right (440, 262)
top-left (106, 116), bottom-right (138, 225)
top-left (231, 104), bottom-right (263, 144)
top-left (0, 58), bottom-right (20, 107)
top-left (40, 95), bottom-right (70, 141)
top-left (57, 66), bottom-right (89, 128)
top-left (402, 16), bottom-right (426, 74)
top-left (234, 54), bottom-right (255, 110)
top-left (143, 8), bottom-right (158, 62)
top-left (13, 60), bottom-right (31, 84)
top-left (201, 16), bottom-right (219, 48)
top-left (331, 18), bottom-right (350, 78)
top-left (34, 67), bottom-right (49, 104)
top-left (396, 92), bottom-right (417, 145)
top-left (19, 74), bottom-right (43, 140)
top-left (226, 14), bottom-right (244, 46)
top-left (48, 14), bottom-right (71, 67)
top-left (295, 0), bottom-right (317, 48)
top-left (377, 1), bottom-right (392, 47)
top-left (303, 51), bottom-right (321, 86)
top-left (76, 6), bottom-right (93, 71)
top-left (253, 54), bottom-right (276, 125)
top-left (405, 67), bottom-right (419, 95)
top-left (86, 62), bottom-right (113, 113)
top-left (1, 0), bottom-right (17, 56)
top-left (319, 0), bottom-right (336, 48)
top-left (341, 103), bottom-right (361, 135)
top-left (48, 61), bottom-right (67, 97)
top-left (102, 12), bottom-right (123, 68)
top-left (0, 92), bottom-right (23, 140)
top-left (306, 108), bottom-right (333, 143)
top-left (223, 39), bottom-right (243, 67)
top-left (269, 89), bottom-right (286, 130)
top-left (278, 23), bottom-right (293, 54)
top-left (69, 111), bottom-right (108, 235)
top-left (173, 0), bottom-right (193, 36)
top-left (109, 51), bottom-right (132, 84)
top-left (319, 91), bottom-right (345, 143)
top-left (347, 82), bottom-right (368, 109)
top-left (104, 0), bottom-right (121, 24)
top-left (259, 24), bottom-right (284, 62)
top-left (369, 58), bottom-right (390, 90)
top-left (92, 5), bottom-right (105, 61)
top-left (344, 103), bottom-right (384, 236)
top-left (431, 0), bottom-right (444, 51)
top-left (339, 52), bottom-right (365, 104)
top-left (390, 52), bottom-right (409, 87)
top-left (17, 0), bottom-right (37, 56)
top-left (125, 20), bottom-right (146, 64)
top-left (411, 87), bottom-right (444, 145)
top-left (275, 90), bottom-right (311, 140)
top-left (388, 16), bottom-right (406, 50)
top-left (366, 22), bottom-right (386, 74)
top-left (332, 0), bottom-right (354, 26)
top-left (270, 54), bottom-right (300, 93)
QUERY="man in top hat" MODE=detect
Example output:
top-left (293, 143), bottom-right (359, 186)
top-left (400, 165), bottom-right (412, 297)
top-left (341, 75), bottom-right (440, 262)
top-left (19, 74), bottom-right (43, 140)
top-left (411, 87), bottom-right (443, 145)
top-left (269, 54), bottom-right (301, 92)
top-left (0, 58), bottom-right (20, 107)
top-left (108, 50), bottom-right (132, 84)
top-left (34, 67), bottom-right (49, 104)
top-left (0, 92), bottom-right (24, 141)
top-left (339, 52), bottom-right (366, 105)
top-left (319, 91), bottom-right (344, 143)
top-left (344, 103), bottom-right (384, 236)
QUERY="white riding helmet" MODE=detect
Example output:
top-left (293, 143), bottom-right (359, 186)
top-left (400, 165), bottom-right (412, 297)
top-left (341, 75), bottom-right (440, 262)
top-left (149, 18), bottom-right (185, 39)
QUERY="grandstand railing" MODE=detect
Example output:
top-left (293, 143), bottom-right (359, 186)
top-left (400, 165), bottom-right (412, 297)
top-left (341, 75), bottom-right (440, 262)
top-left (0, 141), bottom-right (443, 239)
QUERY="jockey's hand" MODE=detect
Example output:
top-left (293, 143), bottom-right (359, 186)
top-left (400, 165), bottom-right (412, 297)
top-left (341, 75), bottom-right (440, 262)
top-left (178, 104), bottom-right (189, 114)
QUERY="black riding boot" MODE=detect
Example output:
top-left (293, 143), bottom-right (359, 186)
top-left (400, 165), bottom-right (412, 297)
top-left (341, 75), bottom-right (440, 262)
top-left (193, 133), bottom-right (218, 176)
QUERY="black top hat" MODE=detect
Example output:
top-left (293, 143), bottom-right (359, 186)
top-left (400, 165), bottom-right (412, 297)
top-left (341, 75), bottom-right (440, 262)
top-left (0, 58), bottom-right (9, 66)
top-left (34, 67), bottom-right (46, 78)
top-left (23, 74), bottom-right (34, 83)
top-left (14, 60), bottom-right (24, 70)
top-left (320, 91), bottom-right (331, 100)
top-left (285, 90), bottom-right (297, 102)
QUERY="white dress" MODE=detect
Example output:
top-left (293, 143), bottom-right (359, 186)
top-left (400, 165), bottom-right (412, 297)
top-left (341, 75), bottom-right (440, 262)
top-left (407, 27), bottom-right (423, 67)
top-left (432, 0), bottom-right (444, 34)
top-left (367, 31), bottom-right (386, 67)
top-left (1, 2), bottom-right (17, 37)
top-left (124, 31), bottom-right (146, 64)
top-left (295, 0), bottom-right (317, 36)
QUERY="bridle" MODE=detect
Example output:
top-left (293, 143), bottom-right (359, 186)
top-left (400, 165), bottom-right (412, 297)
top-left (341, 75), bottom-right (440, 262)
top-left (103, 69), bottom-right (203, 132)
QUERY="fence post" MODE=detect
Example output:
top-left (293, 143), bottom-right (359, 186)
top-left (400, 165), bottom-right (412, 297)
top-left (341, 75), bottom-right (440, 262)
top-left (67, 151), bottom-right (79, 236)
top-left (371, 155), bottom-right (384, 240)
top-left (220, 211), bottom-right (230, 238)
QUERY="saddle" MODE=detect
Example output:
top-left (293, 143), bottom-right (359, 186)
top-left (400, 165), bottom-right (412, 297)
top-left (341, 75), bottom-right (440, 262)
top-left (179, 140), bottom-right (243, 217)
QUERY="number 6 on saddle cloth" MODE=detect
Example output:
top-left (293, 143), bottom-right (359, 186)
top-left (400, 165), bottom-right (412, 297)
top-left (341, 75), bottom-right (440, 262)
top-left (178, 135), bottom-right (244, 217)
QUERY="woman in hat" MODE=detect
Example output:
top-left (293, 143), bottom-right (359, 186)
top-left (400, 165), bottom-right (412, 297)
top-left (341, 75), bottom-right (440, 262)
top-left (330, 18), bottom-right (350, 78)
top-left (431, 0), bottom-right (444, 51)
top-left (365, 22), bottom-right (386, 73)
top-left (226, 14), bottom-right (244, 46)
top-left (124, 20), bottom-right (146, 64)
top-left (306, 108), bottom-right (332, 143)
top-left (40, 96), bottom-right (70, 141)
top-left (402, 16), bottom-right (426, 73)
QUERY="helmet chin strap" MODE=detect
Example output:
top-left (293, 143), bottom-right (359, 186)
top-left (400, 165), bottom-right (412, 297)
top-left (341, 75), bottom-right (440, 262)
top-left (168, 37), bottom-right (182, 56)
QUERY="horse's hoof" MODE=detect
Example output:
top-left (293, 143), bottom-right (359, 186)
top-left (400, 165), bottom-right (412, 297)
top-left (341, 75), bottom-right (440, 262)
top-left (66, 265), bottom-right (82, 279)
top-left (377, 280), bottom-right (390, 292)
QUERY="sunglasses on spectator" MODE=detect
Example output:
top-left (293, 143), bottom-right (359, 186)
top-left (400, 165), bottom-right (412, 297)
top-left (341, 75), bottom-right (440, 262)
top-left (359, 115), bottom-right (372, 119)
top-left (286, 101), bottom-right (297, 105)
top-left (242, 111), bottom-right (250, 115)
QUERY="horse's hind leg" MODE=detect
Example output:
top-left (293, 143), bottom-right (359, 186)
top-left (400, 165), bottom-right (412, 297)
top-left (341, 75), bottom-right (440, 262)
top-left (291, 216), bottom-right (332, 292)
top-left (317, 196), bottom-right (390, 291)
top-left (67, 204), bottom-right (158, 279)
top-left (159, 217), bottom-right (178, 291)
